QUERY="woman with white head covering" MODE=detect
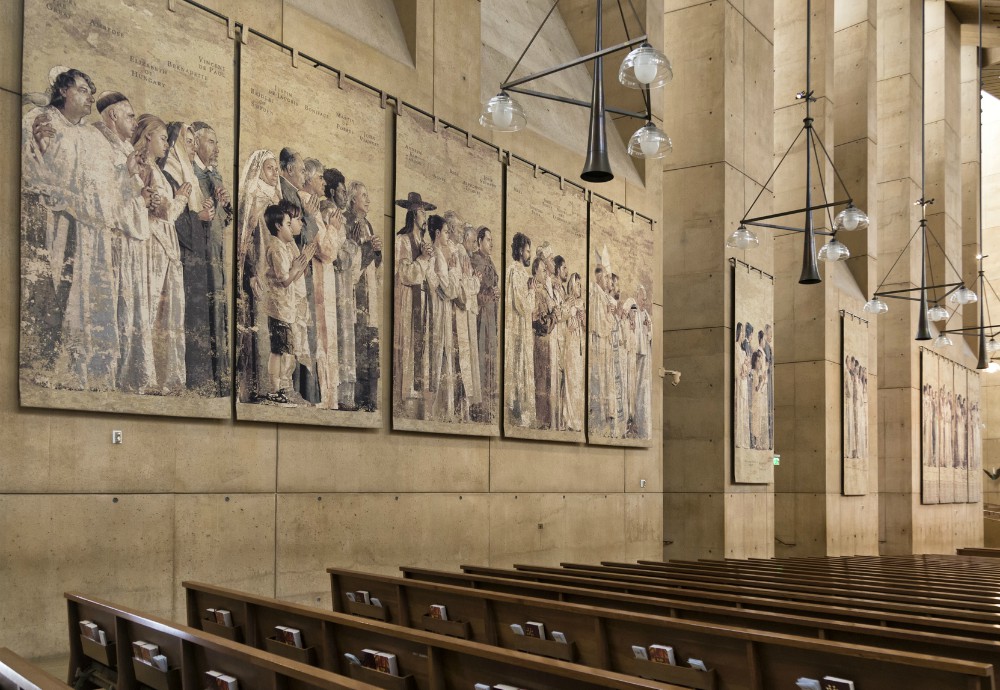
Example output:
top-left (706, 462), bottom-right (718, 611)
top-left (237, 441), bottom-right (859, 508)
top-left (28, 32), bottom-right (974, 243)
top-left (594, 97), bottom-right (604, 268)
top-left (235, 149), bottom-right (281, 402)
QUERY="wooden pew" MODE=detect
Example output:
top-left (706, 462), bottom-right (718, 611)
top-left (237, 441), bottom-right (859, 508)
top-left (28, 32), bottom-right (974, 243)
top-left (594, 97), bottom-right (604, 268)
top-left (448, 563), bottom-right (1000, 625)
top-left (505, 562), bottom-right (1000, 613)
top-left (328, 566), bottom-right (1000, 682)
top-left (66, 592), bottom-right (378, 690)
top-left (0, 649), bottom-right (71, 690)
top-left (958, 548), bottom-right (1000, 559)
top-left (399, 565), bottom-right (1000, 640)
top-left (182, 581), bottom-right (687, 690)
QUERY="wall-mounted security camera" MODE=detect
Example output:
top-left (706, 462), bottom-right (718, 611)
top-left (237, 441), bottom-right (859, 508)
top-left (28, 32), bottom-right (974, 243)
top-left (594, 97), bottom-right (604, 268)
top-left (659, 368), bottom-right (682, 386)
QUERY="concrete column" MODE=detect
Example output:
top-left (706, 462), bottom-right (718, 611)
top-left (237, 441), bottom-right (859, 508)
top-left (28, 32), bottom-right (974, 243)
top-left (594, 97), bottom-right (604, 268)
top-left (877, 0), bottom-right (982, 555)
top-left (662, 0), bottom-right (775, 559)
top-left (960, 45), bottom-right (981, 347)
top-left (769, 0), bottom-right (879, 557)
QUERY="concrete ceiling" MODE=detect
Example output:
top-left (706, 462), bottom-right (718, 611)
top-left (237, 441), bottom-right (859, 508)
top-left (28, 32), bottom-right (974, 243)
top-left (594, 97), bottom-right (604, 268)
top-left (949, 1), bottom-right (1000, 99)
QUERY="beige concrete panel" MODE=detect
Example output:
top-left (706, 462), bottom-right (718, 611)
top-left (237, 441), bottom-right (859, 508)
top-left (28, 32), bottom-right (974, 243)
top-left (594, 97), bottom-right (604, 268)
top-left (879, 386), bottom-right (920, 494)
top-left (197, 0), bottom-right (281, 36)
top-left (834, 22), bottom-right (877, 144)
top-left (663, 164), bottom-right (726, 277)
top-left (0, 494), bottom-right (174, 656)
top-left (277, 428), bottom-right (489, 493)
top-left (879, 490), bottom-right (914, 554)
top-left (724, 489), bottom-right (774, 557)
top-left (663, 491), bottom-right (725, 560)
top-left (0, 0), bottom-right (22, 94)
top-left (876, 0), bottom-right (922, 82)
top-left (743, 15), bottom-right (775, 187)
top-left (662, 272), bottom-right (726, 333)
top-left (174, 421), bottom-right (277, 493)
top-left (662, 2), bottom-right (726, 171)
top-left (664, 438), bottom-right (728, 493)
top-left (724, 3), bottom-right (746, 175)
top-left (876, 178), bottom-right (924, 261)
top-left (664, 326), bottom-right (726, 437)
top-left (834, 0), bottom-right (875, 31)
top-left (876, 74), bottom-right (922, 184)
top-left (431, 0), bottom-right (480, 128)
top-left (276, 493), bottom-right (489, 606)
top-left (488, 492), bottom-right (626, 565)
top-left (960, 47), bottom-right (981, 164)
top-left (743, 0), bottom-right (774, 44)
top-left (281, 3), bottom-right (434, 115)
top-left (172, 493), bottom-right (275, 622)
top-left (624, 492), bottom-right (664, 560)
top-left (825, 492), bottom-right (879, 555)
top-left (773, 492), bottom-right (825, 557)
top-left (490, 437), bottom-right (624, 493)
top-left (774, 361), bottom-right (834, 494)
top-left (774, 0), bottom-right (834, 109)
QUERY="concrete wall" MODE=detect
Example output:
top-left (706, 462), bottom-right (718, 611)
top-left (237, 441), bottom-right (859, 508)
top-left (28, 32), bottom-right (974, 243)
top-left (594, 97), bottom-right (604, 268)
top-left (0, 0), bottom-right (664, 657)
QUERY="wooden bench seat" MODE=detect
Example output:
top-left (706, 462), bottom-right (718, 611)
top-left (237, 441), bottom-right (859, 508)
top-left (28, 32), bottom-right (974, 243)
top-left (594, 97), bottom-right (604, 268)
top-left (0, 649), bottom-right (71, 690)
top-left (327, 566), bottom-right (1000, 682)
top-left (66, 592), bottom-right (378, 690)
top-left (399, 565), bottom-right (1000, 639)
top-left (181, 581), bottom-right (690, 690)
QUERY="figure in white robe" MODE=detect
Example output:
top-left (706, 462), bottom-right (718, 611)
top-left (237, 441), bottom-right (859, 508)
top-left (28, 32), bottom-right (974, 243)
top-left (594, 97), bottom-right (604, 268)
top-left (313, 198), bottom-right (347, 410)
top-left (505, 232), bottom-right (536, 426)
top-left (560, 273), bottom-right (586, 433)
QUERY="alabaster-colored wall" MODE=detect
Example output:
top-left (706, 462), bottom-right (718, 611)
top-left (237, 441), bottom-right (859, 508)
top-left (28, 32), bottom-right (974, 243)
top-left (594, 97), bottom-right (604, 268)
top-left (0, 0), bottom-right (665, 657)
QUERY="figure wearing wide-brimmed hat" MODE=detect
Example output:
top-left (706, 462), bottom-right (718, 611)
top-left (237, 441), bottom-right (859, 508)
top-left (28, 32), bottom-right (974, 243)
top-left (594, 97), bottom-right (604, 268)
top-left (393, 191), bottom-right (436, 414)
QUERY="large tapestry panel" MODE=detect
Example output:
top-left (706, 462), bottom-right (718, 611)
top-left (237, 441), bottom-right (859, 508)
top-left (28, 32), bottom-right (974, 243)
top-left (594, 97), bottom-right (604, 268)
top-left (20, 0), bottom-right (234, 417)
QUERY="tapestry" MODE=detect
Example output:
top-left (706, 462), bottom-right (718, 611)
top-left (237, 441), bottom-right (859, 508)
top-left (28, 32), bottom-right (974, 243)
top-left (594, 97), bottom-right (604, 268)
top-left (587, 200), bottom-right (655, 447)
top-left (920, 350), bottom-right (941, 504)
top-left (841, 312), bottom-right (869, 496)
top-left (503, 161), bottom-right (588, 443)
top-left (968, 370), bottom-right (983, 503)
top-left (234, 40), bottom-right (386, 427)
top-left (392, 109), bottom-right (502, 435)
top-left (732, 261), bottom-right (774, 483)
top-left (19, 0), bottom-right (233, 417)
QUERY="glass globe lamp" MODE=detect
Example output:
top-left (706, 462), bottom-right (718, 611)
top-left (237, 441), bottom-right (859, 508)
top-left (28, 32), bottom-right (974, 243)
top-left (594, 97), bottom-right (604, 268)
top-left (726, 225), bottom-right (759, 250)
top-left (863, 297), bottom-right (888, 314)
top-left (926, 305), bottom-right (949, 322)
top-left (479, 92), bottom-right (526, 132)
top-left (818, 239), bottom-right (850, 262)
top-left (933, 333), bottom-right (953, 347)
top-left (834, 203), bottom-right (869, 232)
top-left (987, 338), bottom-right (1000, 356)
top-left (627, 122), bottom-right (672, 159)
top-left (619, 42), bottom-right (673, 89)
top-left (948, 286), bottom-right (978, 306)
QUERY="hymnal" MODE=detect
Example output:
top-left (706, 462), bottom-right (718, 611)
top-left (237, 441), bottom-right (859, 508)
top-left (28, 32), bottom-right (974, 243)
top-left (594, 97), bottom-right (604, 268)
top-left (429, 604), bottom-right (448, 621)
top-left (360, 649), bottom-right (379, 669)
top-left (151, 655), bottom-right (168, 672)
top-left (508, 624), bottom-right (525, 636)
top-left (96, 629), bottom-right (108, 646)
top-left (688, 658), bottom-right (707, 671)
top-left (551, 631), bottom-right (568, 644)
top-left (796, 680), bottom-right (821, 690)
top-left (370, 597), bottom-right (383, 608)
top-left (374, 652), bottom-right (399, 676)
top-left (343, 653), bottom-right (361, 666)
top-left (524, 621), bottom-right (545, 639)
top-left (215, 610), bottom-right (233, 626)
top-left (648, 644), bottom-right (676, 665)
top-left (131, 641), bottom-right (146, 660)
top-left (631, 645), bottom-right (649, 660)
top-left (139, 642), bottom-right (158, 663)
top-left (286, 628), bottom-right (303, 648)
top-left (474, 685), bottom-right (491, 690)
top-left (217, 674), bottom-right (238, 690)
top-left (821, 677), bottom-right (855, 690)
top-left (356, 591), bottom-right (372, 605)
top-left (345, 592), bottom-right (356, 603)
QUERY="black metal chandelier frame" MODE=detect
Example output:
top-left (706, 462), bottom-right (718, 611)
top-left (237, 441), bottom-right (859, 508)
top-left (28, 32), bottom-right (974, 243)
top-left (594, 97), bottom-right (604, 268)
top-left (735, 0), bottom-right (861, 285)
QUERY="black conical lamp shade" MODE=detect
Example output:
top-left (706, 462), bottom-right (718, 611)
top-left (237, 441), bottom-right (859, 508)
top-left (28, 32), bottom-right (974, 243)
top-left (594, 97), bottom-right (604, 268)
top-left (799, 215), bottom-right (821, 284)
top-left (581, 0), bottom-right (613, 183)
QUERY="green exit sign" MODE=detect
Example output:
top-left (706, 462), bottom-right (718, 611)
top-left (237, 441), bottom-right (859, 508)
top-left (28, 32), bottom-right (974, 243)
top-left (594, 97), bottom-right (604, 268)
top-left (773, 455), bottom-right (781, 466)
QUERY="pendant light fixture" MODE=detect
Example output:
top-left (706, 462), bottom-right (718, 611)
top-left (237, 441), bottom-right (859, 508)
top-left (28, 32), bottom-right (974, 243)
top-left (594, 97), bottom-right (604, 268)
top-left (480, 0), bottom-right (672, 182)
top-left (726, 0), bottom-right (868, 285)
top-left (863, 0), bottom-right (977, 338)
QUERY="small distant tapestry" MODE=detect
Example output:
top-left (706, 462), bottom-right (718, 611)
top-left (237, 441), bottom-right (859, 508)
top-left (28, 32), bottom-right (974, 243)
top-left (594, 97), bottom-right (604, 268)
top-left (922, 350), bottom-right (981, 504)
top-left (841, 313), bottom-right (869, 496)
top-left (921, 350), bottom-right (941, 504)
top-left (732, 261), bottom-right (774, 484)
top-left (587, 200), bottom-right (655, 447)
top-left (392, 109), bottom-right (503, 436)
top-left (503, 161), bottom-right (588, 443)
top-left (234, 40), bottom-right (386, 427)
top-left (19, 0), bottom-right (233, 417)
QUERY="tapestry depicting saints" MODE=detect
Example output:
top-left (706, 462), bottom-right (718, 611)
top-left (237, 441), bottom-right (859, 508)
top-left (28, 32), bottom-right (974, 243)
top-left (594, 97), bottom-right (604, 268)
top-left (20, 0), bottom-right (233, 418)
top-left (939, 358), bottom-right (959, 504)
top-left (587, 201), bottom-right (655, 447)
top-left (968, 370), bottom-right (983, 503)
top-left (732, 262), bottom-right (774, 484)
top-left (234, 41), bottom-right (386, 428)
top-left (841, 313), bottom-right (869, 496)
top-left (920, 350), bottom-right (941, 504)
top-left (392, 109), bottom-right (502, 436)
top-left (503, 162), bottom-right (587, 443)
